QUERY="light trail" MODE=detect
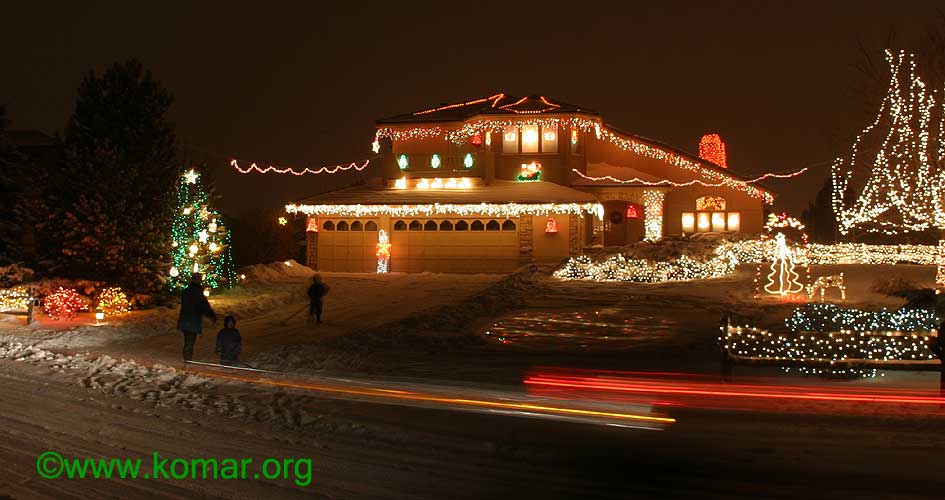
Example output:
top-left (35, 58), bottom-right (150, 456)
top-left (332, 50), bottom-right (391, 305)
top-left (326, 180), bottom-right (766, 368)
top-left (183, 368), bottom-right (676, 426)
top-left (526, 373), bottom-right (945, 406)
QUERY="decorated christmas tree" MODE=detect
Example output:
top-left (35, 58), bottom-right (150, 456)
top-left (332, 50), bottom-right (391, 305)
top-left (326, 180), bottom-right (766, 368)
top-left (168, 169), bottom-right (235, 290)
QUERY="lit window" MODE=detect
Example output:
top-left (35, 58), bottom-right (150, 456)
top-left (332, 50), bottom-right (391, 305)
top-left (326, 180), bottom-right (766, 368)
top-left (727, 212), bottom-right (740, 232)
top-left (521, 125), bottom-right (539, 153)
top-left (430, 154), bottom-right (441, 169)
top-left (503, 126), bottom-right (518, 153)
top-left (541, 127), bottom-right (557, 153)
top-left (697, 213), bottom-right (711, 232)
top-left (681, 212), bottom-right (695, 233)
top-left (696, 196), bottom-right (726, 211)
top-left (397, 155), bottom-right (409, 170)
top-left (711, 212), bottom-right (726, 232)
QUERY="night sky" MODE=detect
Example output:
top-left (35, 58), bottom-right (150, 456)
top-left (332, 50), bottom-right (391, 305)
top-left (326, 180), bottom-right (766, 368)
top-left (3, 0), bottom-right (942, 217)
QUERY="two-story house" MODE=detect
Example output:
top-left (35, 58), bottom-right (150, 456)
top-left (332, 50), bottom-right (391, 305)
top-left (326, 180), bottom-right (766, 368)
top-left (287, 93), bottom-right (772, 273)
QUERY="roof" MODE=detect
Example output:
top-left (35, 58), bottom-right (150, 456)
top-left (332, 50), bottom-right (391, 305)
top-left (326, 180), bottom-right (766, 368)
top-left (377, 94), bottom-right (598, 124)
top-left (297, 180), bottom-right (599, 205)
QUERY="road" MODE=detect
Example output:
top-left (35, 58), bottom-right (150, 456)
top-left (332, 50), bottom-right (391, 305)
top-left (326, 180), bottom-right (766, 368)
top-left (1, 356), bottom-right (945, 499)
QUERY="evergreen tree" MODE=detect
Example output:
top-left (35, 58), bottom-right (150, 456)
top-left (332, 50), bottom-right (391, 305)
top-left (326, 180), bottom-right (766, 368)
top-left (0, 106), bottom-right (26, 263)
top-left (168, 169), bottom-right (235, 290)
top-left (33, 60), bottom-right (178, 292)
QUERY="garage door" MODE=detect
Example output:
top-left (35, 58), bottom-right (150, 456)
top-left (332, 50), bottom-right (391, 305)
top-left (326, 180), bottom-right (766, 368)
top-left (316, 219), bottom-right (377, 272)
top-left (390, 218), bottom-right (519, 273)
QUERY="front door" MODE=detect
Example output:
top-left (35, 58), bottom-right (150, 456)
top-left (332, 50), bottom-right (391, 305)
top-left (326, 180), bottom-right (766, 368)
top-left (602, 201), bottom-right (644, 246)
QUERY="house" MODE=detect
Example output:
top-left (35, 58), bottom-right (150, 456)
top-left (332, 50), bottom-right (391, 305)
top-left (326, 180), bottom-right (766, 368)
top-left (287, 94), bottom-right (772, 273)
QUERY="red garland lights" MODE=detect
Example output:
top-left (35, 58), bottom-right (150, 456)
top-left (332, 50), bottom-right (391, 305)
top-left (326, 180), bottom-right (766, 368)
top-left (43, 287), bottom-right (88, 320)
top-left (230, 159), bottom-right (372, 176)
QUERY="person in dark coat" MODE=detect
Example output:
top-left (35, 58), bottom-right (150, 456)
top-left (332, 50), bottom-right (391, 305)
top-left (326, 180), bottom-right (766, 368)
top-left (215, 316), bottom-right (242, 365)
top-left (307, 274), bottom-right (328, 324)
top-left (177, 273), bottom-right (216, 361)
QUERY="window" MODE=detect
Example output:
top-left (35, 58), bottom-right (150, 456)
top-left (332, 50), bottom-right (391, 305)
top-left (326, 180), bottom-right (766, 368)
top-left (696, 213), bottom-right (710, 232)
top-left (521, 125), bottom-right (539, 153)
top-left (397, 154), bottom-right (409, 170)
top-left (351, 221), bottom-right (363, 231)
top-left (439, 220), bottom-right (453, 231)
top-left (503, 126), bottom-right (518, 153)
top-left (322, 221), bottom-right (335, 231)
top-left (486, 220), bottom-right (500, 231)
top-left (570, 129), bottom-right (579, 154)
top-left (337, 221), bottom-right (349, 231)
top-left (681, 213), bottom-right (695, 233)
top-left (455, 220), bottom-right (469, 231)
top-left (365, 221), bottom-right (378, 231)
top-left (471, 220), bottom-right (485, 231)
top-left (696, 196), bottom-right (726, 211)
top-left (424, 220), bottom-right (438, 231)
top-left (711, 212), bottom-right (726, 232)
top-left (430, 154), bottom-right (441, 169)
top-left (394, 220), bottom-right (407, 231)
top-left (502, 220), bottom-right (516, 231)
top-left (681, 211), bottom-right (741, 233)
top-left (541, 127), bottom-right (558, 153)
top-left (408, 220), bottom-right (422, 231)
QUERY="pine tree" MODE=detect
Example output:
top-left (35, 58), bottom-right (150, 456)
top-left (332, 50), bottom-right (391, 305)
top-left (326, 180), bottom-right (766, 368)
top-left (32, 60), bottom-right (178, 292)
top-left (168, 169), bottom-right (235, 290)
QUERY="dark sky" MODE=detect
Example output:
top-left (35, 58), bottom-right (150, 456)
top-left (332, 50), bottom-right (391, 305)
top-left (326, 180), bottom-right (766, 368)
top-left (3, 0), bottom-right (942, 217)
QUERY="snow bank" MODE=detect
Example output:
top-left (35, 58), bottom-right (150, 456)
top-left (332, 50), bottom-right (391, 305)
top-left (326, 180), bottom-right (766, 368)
top-left (237, 260), bottom-right (315, 284)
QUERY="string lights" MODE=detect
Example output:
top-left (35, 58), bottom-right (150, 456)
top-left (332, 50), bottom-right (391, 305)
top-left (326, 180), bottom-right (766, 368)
top-left (375, 229), bottom-right (391, 273)
top-left (42, 288), bottom-right (88, 320)
top-left (517, 162), bottom-right (542, 182)
top-left (570, 167), bottom-right (808, 188)
top-left (808, 273), bottom-right (847, 302)
top-left (376, 117), bottom-right (778, 203)
top-left (831, 50), bottom-right (945, 235)
top-left (554, 244), bottom-right (738, 282)
top-left (230, 159), bottom-right (373, 176)
top-left (0, 286), bottom-right (32, 313)
top-left (96, 287), bottom-right (131, 316)
top-left (286, 202), bottom-right (605, 220)
top-left (169, 169), bottom-right (236, 290)
top-left (755, 214), bottom-right (810, 298)
top-left (785, 304), bottom-right (936, 334)
top-left (698, 133), bottom-right (728, 168)
top-left (642, 190), bottom-right (665, 241)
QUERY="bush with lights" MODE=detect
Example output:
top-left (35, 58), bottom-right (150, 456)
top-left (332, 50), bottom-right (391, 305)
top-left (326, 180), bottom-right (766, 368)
top-left (96, 287), bottom-right (131, 316)
top-left (168, 168), bottom-right (236, 290)
top-left (42, 287), bottom-right (89, 320)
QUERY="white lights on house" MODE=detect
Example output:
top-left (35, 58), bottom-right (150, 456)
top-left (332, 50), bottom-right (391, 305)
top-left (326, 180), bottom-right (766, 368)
top-left (642, 190), bottom-right (665, 241)
top-left (287, 202), bottom-right (605, 220)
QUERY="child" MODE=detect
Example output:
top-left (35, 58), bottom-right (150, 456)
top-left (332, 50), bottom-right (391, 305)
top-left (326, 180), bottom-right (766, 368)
top-left (215, 316), bottom-right (242, 366)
